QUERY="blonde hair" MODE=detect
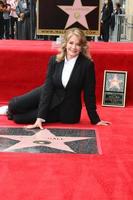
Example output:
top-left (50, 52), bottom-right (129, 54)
top-left (56, 27), bottom-right (91, 62)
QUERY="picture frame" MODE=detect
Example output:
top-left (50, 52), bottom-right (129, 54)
top-left (102, 70), bottom-right (128, 107)
top-left (36, 0), bottom-right (101, 36)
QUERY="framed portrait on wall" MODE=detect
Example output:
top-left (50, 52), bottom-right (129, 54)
top-left (36, 0), bottom-right (101, 36)
top-left (102, 70), bottom-right (128, 107)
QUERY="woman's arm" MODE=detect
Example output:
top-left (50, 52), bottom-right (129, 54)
top-left (83, 60), bottom-right (110, 126)
top-left (83, 60), bottom-right (100, 124)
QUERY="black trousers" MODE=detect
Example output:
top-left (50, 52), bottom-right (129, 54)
top-left (102, 22), bottom-right (110, 42)
top-left (8, 86), bottom-right (60, 124)
top-left (0, 19), bottom-right (4, 39)
top-left (4, 19), bottom-right (10, 39)
top-left (10, 16), bottom-right (18, 39)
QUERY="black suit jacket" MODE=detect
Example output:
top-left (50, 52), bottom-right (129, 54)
top-left (38, 54), bottom-right (100, 124)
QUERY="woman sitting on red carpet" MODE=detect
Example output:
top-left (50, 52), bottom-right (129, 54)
top-left (0, 27), bottom-right (110, 128)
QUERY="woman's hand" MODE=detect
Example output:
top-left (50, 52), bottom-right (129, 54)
top-left (20, 13), bottom-right (25, 20)
top-left (25, 118), bottom-right (44, 129)
top-left (96, 120), bottom-right (111, 126)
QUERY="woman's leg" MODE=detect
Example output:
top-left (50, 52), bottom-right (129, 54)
top-left (13, 106), bottom-right (60, 124)
top-left (13, 109), bottom-right (38, 124)
top-left (8, 86), bottom-right (43, 115)
top-left (11, 16), bottom-right (15, 39)
top-left (5, 19), bottom-right (10, 39)
top-left (8, 85), bottom-right (60, 124)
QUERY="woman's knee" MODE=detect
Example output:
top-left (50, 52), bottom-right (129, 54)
top-left (8, 97), bottom-right (17, 113)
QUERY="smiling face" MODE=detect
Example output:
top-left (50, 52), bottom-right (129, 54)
top-left (56, 28), bottom-right (89, 63)
top-left (66, 34), bottom-right (82, 60)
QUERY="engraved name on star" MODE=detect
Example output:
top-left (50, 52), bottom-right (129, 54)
top-left (0, 129), bottom-right (92, 153)
top-left (108, 74), bottom-right (123, 90)
top-left (57, 0), bottom-right (97, 29)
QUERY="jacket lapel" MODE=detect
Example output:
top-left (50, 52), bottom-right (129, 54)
top-left (55, 60), bottom-right (64, 88)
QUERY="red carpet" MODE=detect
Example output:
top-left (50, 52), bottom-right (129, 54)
top-left (0, 40), bottom-right (133, 105)
top-left (0, 41), bottom-right (133, 199)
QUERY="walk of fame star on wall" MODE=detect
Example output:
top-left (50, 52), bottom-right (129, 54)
top-left (37, 0), bottom-right (101, 36)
